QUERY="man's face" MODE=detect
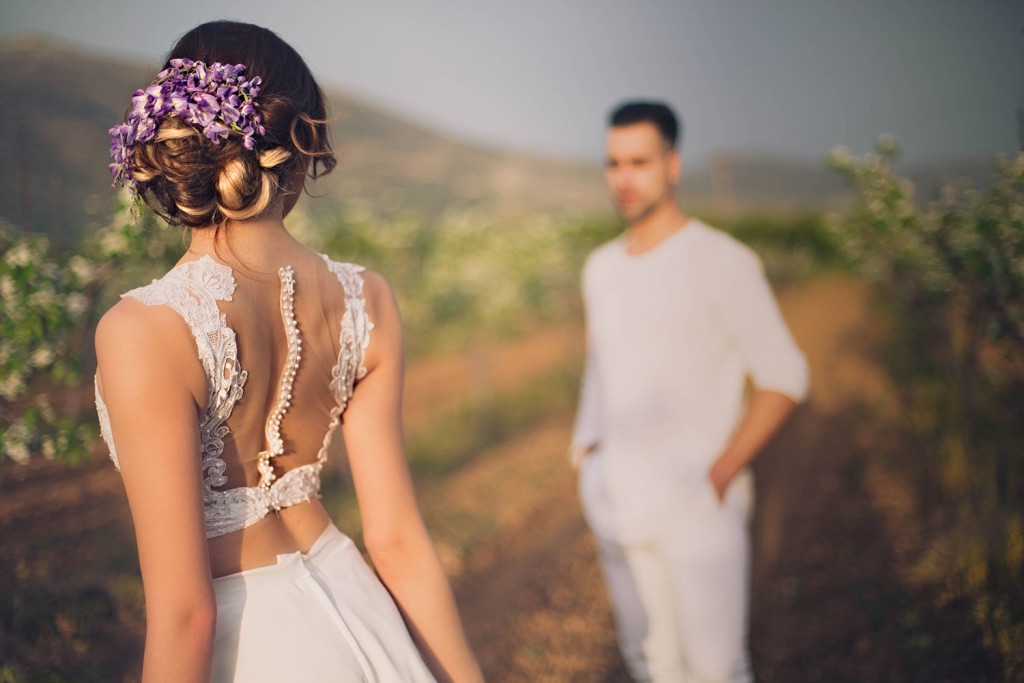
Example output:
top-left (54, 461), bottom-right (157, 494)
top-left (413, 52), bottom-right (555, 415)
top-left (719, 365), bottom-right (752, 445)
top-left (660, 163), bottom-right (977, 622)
top-left (604, 122), bottom-right (679, 224)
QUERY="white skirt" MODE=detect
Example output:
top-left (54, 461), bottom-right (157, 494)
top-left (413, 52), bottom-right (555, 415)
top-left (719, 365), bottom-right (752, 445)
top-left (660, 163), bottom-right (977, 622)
top-left (212, 524), bottom-right (437, 682)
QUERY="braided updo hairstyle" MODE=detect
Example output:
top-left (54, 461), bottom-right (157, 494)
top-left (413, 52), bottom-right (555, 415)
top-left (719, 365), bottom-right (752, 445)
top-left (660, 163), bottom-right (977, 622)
top-left (129, 21), bottom-right (336, 228)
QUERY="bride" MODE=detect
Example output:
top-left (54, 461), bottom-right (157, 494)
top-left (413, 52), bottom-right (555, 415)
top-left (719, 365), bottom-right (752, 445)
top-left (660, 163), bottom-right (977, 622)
top-left (94, 20), bottom-right (482, 682)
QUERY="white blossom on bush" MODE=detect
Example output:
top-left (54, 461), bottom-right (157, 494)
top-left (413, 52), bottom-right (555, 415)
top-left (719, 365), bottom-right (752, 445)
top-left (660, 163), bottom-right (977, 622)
top-left (830, 136), bottom-right (1024, 677)
top-left (1, 193), bottom-right (183, 464)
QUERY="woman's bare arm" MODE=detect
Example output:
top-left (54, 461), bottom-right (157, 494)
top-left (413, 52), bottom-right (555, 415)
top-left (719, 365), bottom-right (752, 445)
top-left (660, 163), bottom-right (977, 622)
top-left (95, 299), bottom-right (216, 683)
top-left (341, 272), bottom-right (483, 683)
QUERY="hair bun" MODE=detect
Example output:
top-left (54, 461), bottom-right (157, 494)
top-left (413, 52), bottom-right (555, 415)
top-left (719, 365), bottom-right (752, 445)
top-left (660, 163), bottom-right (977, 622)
top-left (132, 118), bottom-right (287, 227)
top-left (258, 147), bottom-right (291, 169)
top-left (118, 21), bottom-right (337, 228)
top-left (216, 158), bottom-right (278, 222)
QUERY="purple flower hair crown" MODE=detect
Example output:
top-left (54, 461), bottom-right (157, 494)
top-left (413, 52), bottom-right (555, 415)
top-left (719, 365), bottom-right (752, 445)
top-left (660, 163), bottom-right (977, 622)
top-left (108, 58), bottom-right (266, 197)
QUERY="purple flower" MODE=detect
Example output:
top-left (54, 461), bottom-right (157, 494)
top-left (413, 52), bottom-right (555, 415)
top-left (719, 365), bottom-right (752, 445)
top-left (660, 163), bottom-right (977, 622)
top-left (109, 127), bottom-right (126, 164)
top-left (240, 76), bottom-right (261, 98)
top-left (116, 121), bottom-right (137, 145)
top-left (109, 59), bottom-right (269, 198)
top-left (170, 92), bottom-right (190, 114)
top-left (193, 92), bottom-right (219, 126)
top-left (218, 92), bottom-right (241, 124)
top-left (203, 123), bottom-right (230, 143)
top-left (181, 103), bottom-right (199, 125)
top-left (220, 103), bottom-right (240, 125)
top-left (144, 83), bottom-right (173, 118)
top-left (137, 118), bottom-right (156, 142)
top-left (130, 90), bottom-right (148, 117)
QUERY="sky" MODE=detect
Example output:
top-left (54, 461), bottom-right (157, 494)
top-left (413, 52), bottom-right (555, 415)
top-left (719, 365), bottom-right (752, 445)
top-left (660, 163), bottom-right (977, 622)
top-left (2, 0), bottom-right (1022, 166)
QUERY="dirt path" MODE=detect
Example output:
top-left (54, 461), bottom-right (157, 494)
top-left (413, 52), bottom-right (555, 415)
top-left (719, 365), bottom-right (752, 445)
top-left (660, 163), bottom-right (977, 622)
top-left (444, 274), bottom-right (994, 682)
top-left (418, 418), bottom-right (629, 681)
top-left (403, 325), bottom-right (583, 435)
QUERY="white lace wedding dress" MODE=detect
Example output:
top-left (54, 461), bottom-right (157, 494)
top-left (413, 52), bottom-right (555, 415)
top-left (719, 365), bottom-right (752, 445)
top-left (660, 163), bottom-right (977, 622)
top-left (95, 254), bottom-right (436, 682)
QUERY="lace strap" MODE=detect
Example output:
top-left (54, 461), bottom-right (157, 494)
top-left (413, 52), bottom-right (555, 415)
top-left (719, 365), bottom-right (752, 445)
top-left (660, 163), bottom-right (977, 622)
top-left (121, 256), bottom-right (239, 396)
top-left (314, 255), bottom-right (375, 467)
top-left (319, 255), bottom-right (374, 392)
top-left (117, 256), bottom-right (247, 500)
top-left (256, 266), bottom-right (302, 493)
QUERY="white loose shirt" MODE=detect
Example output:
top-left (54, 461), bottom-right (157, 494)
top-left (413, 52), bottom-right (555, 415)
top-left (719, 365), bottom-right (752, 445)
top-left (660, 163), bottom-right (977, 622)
top-left (572, 220), bottom-right (808, 544)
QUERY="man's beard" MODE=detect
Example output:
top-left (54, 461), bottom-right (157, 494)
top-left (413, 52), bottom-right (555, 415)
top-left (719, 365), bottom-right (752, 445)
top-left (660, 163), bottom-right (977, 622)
top-left (620, 189), bottom-right (670, 225)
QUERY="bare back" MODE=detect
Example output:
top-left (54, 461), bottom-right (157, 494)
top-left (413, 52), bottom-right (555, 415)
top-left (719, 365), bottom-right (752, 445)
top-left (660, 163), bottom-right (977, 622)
top-left (97, 241), bottom-right (379, 577)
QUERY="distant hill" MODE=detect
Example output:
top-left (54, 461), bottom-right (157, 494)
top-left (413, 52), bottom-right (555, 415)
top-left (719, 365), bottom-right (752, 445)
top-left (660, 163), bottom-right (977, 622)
top-left (0, 36), bottom-right (153, 242)
top-left (0, 35), bottom-right (1007, 243)
top-left (676, 152), bottom-right (1004, 219)
top-left (323, 90), bottom-right (609, 222)
top-left (0, 35), bottom-right (607, 243)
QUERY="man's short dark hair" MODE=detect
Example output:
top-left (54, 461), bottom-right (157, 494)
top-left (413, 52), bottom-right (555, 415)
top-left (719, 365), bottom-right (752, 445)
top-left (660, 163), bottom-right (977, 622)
top-left (609, 101), bottom-right (681, 150)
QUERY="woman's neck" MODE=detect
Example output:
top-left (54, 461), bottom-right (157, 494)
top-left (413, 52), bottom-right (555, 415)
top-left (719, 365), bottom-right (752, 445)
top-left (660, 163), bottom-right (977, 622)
top-left (185, 204), bottom-right (303, 271)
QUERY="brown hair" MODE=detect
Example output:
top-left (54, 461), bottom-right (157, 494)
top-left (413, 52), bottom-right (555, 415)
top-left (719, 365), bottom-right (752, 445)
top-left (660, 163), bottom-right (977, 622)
top-left (609, 101), bottom-right (681, 150)
top-left (129, 21), bottom-right (336, 228)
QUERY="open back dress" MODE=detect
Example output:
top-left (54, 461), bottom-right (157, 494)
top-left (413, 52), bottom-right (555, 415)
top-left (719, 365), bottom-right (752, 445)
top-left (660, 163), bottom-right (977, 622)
top-left (96, 252), bottom-right (436, 682)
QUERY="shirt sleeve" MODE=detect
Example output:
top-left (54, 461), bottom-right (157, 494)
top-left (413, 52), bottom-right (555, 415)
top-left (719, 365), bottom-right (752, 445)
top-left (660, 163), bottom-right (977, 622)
top-left (716, 246), bottom-right (809, 402)
top-left (569, 256), bottom-right (604, 468)
top-left (569, 344), bottom-right (603, 468)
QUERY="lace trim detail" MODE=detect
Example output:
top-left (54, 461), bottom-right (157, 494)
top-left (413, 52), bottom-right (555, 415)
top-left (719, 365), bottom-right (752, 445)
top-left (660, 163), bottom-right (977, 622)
top-left (121, 257), bottom-right (248, 511)
top-left (317, 255), bottom-right (374, 466)
top-left (205, 463), bottom-right (323, 537)
top-left (96, 255), bottom-right (373, 540)
top-left (94, 376), bottom-right (118, 470)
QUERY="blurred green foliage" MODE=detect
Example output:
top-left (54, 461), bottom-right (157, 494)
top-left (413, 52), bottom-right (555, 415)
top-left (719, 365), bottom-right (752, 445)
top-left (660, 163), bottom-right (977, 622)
top-left (0, 196), bottom-right (184, 465)
top-left (829, 138), bottom-right (1024, 679)
top-left (294, 201), bottom-right (621, 355)
top-left (720, 212), bottom-right (843, 285)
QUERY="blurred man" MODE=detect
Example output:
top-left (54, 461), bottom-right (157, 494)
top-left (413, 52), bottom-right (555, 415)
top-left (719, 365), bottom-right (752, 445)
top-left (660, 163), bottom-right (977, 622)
top-left (571, 101), bottom-right (808, 682)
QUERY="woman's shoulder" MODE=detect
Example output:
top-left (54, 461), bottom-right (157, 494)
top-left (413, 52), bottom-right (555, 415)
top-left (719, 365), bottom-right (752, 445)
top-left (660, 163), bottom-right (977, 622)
top-left (94, 294), bottom-right (197, 375)
top-left (314, 257), bottom-right (401, 376)
top-left (95, 258), bottom-right (229, 362)
top-left (317, 254), bottom-right (393, 304)
top-left (356, 268), bottom-right (393, 304)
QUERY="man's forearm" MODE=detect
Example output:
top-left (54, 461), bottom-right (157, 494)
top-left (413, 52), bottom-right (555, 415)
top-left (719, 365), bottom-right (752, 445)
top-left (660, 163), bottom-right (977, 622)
top-left (709, 389), bottom-right (798, 499)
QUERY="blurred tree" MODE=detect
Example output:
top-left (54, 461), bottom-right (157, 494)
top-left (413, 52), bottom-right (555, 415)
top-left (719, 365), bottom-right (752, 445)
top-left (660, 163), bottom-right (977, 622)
top-left (829, 138), bottom-right (1024, 679)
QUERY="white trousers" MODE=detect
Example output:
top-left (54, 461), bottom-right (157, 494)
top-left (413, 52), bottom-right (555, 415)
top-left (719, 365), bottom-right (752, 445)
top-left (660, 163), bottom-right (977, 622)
top-left (592, 475), bottom-right (754, 683)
